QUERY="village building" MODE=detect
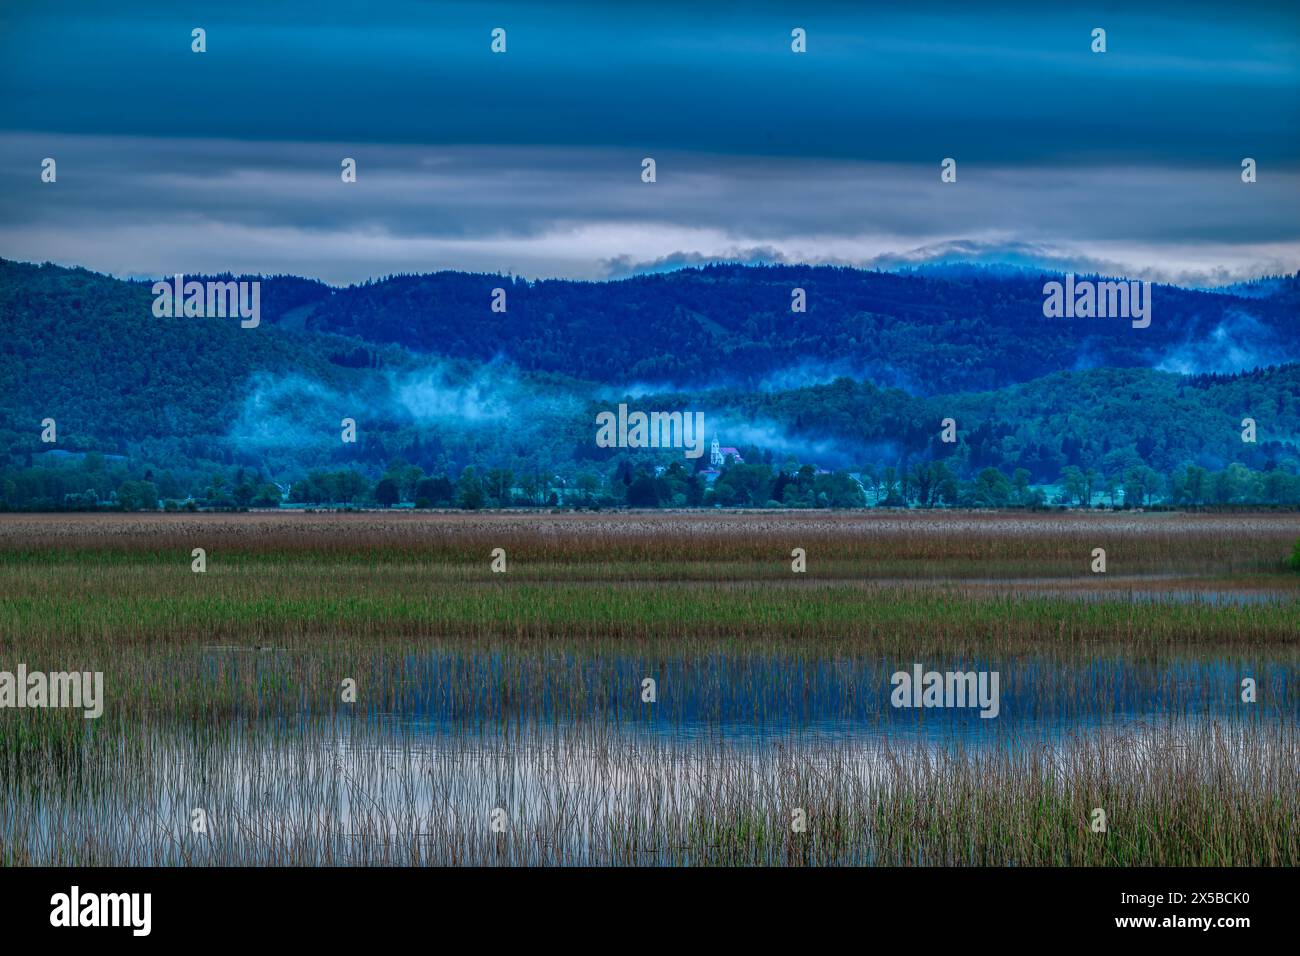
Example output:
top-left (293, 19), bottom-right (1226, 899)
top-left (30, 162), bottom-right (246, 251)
top-left (709, 435), bottom-right (745, 467)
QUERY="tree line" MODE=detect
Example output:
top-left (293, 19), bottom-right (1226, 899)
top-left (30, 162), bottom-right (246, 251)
top-left (5, 451), bottom-right (1300, 511)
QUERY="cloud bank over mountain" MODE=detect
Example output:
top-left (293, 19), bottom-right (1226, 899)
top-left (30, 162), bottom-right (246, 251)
top-left (1, 1), bottom-right (1295, 285)
top-left (3, 135), bottom-right (1297, 285)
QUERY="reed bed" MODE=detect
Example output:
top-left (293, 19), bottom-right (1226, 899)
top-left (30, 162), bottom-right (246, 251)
top-left (2, 718), bottom-right (1293, 866)
top-left (0, 643), bottom-right (1292, 725)
top-left (2, 511), bottom-right (1298, 580)
top-left (0, 512), bottom-right (1295, 867)
top-left (3, 579), bottom-right (1298, 656)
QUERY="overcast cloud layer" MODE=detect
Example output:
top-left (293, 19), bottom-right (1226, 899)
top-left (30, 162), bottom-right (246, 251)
top-left (1, 0), bottom-right (1297, 284)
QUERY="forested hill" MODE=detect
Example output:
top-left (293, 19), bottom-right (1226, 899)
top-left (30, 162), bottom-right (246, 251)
top-left (5, 258), bottom-right (1298, 401)
top-left (293, 263), bottom-right (1300, 392)
top-left (673, 364), bottom-right (1300, 479)
top-left (0, 259), bottom-right (377, 450)
top-left (1, 257), bottom-right (1298, 499)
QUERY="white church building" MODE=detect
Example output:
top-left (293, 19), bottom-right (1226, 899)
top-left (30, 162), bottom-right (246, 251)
top-left (709, 435), bottom-right (745, 467)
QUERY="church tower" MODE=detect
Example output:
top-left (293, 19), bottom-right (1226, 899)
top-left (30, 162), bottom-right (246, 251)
top-left (710, 434), bottom-right (722, 467)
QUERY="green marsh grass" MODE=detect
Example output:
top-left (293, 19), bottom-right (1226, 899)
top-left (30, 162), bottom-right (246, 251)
top-left (0, 512), bottom-right (1296, 866)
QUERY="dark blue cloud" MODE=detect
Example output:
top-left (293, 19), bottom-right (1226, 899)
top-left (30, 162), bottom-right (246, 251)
top-left (2, 2), bottom-right (1296, 282)
top-left (2, 0), bottom-right (1296, 163)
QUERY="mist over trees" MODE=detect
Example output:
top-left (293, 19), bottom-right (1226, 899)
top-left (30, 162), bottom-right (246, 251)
top-left (3, 258), bottom-right (1299, 511)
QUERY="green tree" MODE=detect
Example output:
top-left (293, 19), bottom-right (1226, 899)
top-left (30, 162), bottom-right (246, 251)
top-left (456, 467), bottom-right (485, 510)
top-left (117, 480), bottom-right (159, 511)
top-left (1059, 466), bottom-right (1086, 506)
top-left (968, 468), bottom-right (1011, 507)
top-left (815, 471), bottom-right (866, 508)
top-left (1012, 468), bottom-right (1031, 506)
top-left (415, 475), bottom-right (455, 507)
top-left (374, 477), bottom-right (400, 508)
top-left (485, 468), bottom-right (514, 507)
top-left (334, 470), bottom-right (368, 506)
top-left (251, 483), bottom-right (282, 507)
top-left (626, 474), bottom-right (660, 507)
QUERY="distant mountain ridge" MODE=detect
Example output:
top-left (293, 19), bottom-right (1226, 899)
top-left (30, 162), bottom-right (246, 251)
top-left (1, 257), bottom-right (1297, 486)
top-left (16, 259), bottom-right (1289, 395)
top-left (281, 263), bottom-right (1300, 393)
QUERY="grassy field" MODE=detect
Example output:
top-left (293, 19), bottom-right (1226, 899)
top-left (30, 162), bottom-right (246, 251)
top-left (0, 511), bottom-right (1296, 866)
top-left (2, 510), bottom-right (1297, 577)
top-left (2, 511), bottom-right (1297, 649)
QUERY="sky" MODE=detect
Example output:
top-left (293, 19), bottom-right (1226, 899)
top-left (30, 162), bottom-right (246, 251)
top-left (1, 0), bottom-right (1297, 285)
